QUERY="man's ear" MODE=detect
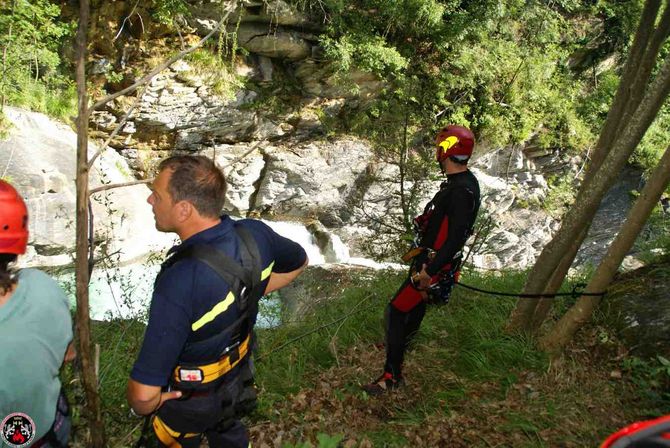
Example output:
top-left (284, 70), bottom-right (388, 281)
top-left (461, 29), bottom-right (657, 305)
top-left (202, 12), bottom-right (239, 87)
top-left (175, 200), bottom-right (193, 222)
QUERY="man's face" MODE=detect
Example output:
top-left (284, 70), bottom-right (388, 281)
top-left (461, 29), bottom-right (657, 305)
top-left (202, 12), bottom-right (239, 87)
top-left (147, 169), bottom-right (178, 233)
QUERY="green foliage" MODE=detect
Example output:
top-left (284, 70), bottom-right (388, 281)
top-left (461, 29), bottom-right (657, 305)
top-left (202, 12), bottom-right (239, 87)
top-left (185, 48), bottom-right (243, 99)
top-left (621, 355), bottom-right (670, 415)
top-left (633, 104), bottom-right (670, 172)
top-left (543, 174), bottom-right (577, 217)
top-left (0, 0), bottom-right (76, 120)
top-left (578, 68), bottom-right (670, 175)
top-left (635, 204), bottom-right (670, 263)
top-left (322, 34), bottom-right (408, 74)
top-left (0, 111), bottom-right (11, 140)
top-left (595, 0), bottom-right (645, 57)
top-left (151, 0), bottom-right (190, 25)
top-left (255, 270), bottom-right (402, 400)
top-left (282, 433), bottom-right (344, 448)
top-left (105, 70), bottom-right (124, 85)
top-left (294, 0), bottom-right (600, 152)
top-left (430, 269), bottom-right (547, 379)
top-left (577, 69), bottom-right (619, 130)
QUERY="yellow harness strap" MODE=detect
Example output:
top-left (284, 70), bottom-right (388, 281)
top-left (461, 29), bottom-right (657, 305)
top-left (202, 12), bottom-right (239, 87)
top-left (153, 415), bottom-right (199, 447)
top-left (173, 334), bottom-right (251, 386)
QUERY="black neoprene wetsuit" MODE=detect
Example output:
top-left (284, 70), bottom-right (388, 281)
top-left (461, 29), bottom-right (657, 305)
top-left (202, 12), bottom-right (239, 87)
top-left (384, 169), bottom-right (480, 377)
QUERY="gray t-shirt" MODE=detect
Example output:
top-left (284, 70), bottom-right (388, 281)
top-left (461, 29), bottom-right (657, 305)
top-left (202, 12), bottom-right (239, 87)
top-left (0, 268), bottom-right (72, 444)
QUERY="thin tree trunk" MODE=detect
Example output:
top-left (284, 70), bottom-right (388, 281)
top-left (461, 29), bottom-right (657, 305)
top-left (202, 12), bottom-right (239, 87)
top-left (585, 0), bottom-right (663, 174)
top-left (1, 23), bottom-right (12, 111)
top-left (399, 108), bottom-right (410, 230)
top-left (74, 0), bottom-right (106, 446)
top-left (526, 0), bottom-right (670, 331)
top-left (508, 0), bottom-right (670, 331)
top-left (540, 142), bottom-right (670, 352)
top-left (2, 0), bottom-right (17, 111)
top-left (530, 226), bottom-right (589, 330)
top-left (508, 46), bottom-right (670, 333)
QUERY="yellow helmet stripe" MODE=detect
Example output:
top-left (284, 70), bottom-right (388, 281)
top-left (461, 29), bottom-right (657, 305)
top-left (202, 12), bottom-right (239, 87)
top-left (439, 136), bottom-right (459, 153)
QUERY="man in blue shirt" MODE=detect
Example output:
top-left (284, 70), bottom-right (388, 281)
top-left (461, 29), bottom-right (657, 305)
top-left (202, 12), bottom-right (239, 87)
top-left (127, 155), bottom-right (308, 447)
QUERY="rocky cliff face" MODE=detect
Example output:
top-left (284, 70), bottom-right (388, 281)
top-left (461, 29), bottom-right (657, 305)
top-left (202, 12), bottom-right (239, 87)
top-left (1, 103), bottom-right (639, 272)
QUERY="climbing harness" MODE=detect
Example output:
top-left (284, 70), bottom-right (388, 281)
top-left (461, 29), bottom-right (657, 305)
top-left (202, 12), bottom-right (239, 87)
top-left (405, 246), bottom-right (463, 306)
top-left (135, 225), bottom-right (265, 447)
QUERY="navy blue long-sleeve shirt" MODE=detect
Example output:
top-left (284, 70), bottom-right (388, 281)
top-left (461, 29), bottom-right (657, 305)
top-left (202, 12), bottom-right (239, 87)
top-left (131, 216), bottom-right (307, 386)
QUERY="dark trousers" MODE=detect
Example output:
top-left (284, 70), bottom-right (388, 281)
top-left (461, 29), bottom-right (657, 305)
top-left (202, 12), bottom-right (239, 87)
top-left (384, 278), bottom-right (428, 377)
top-left (153, 415), bottom-right (248, 448)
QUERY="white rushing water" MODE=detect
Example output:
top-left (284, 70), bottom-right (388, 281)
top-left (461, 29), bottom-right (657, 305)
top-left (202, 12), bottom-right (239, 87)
top-left (263, 220), bottom-right (404, 270)
top-left (261, 219), bottom-right (326, 265)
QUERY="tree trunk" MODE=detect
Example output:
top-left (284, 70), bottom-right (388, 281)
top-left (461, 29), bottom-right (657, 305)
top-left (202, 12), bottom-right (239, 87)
top-left (1, 0), bottom-right (17, 112)
top-left (540, 142), bottom-right (670, 352)
top-left (529, 226), bottom-right (589, 331)
top-left (74, 0), bottom-right (106, 446)
top-left (507, 4), bottom-right (670, 332)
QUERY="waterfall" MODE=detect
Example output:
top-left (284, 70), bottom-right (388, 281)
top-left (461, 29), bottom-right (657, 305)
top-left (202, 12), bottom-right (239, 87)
top-left (261, 220), bottom-right (326, 264)
top-left (262, 219), bottom-right (405, 270)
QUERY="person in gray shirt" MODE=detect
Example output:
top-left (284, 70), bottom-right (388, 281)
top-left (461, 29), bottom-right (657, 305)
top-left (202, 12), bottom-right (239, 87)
top-left (0, 180), bottom-right (75, 448)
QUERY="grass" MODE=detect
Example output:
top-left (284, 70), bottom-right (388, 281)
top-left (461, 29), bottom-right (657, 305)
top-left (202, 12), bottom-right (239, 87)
top-left (4, 76), bottom-right (77, 124)
top-left (63, 265), bottom-right (670, 447)
top-left (0, 111), bottom-right (11, 140)
top-left (185, 48), bottom-right (243, 100)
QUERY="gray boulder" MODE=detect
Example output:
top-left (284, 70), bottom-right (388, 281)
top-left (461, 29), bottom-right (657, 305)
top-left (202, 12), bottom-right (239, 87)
top-left (254, 138), bottom-right (372, 225)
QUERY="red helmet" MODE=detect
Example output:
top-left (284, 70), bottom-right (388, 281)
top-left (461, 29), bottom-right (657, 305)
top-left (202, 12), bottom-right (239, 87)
top-left (0, 180), bottom-right (29, 255)
top-left (601, 414), bottom-right (670, 447)
top-left (435, 125), bottom-right (475, 163)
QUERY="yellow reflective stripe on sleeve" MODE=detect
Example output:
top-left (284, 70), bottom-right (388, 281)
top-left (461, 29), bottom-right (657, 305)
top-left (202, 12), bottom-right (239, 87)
top-left (261, 261), bottom-right (275, 281)
top-left (191, 291), bottom-right (235, 332)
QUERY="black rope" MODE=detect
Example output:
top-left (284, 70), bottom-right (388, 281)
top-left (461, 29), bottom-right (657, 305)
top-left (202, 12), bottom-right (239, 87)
top-left (455, 281), bottom-right (606, 299)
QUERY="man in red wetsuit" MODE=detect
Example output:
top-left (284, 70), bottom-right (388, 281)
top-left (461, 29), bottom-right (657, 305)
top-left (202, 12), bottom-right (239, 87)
top-left (364, 125), bottom-right (481, 395)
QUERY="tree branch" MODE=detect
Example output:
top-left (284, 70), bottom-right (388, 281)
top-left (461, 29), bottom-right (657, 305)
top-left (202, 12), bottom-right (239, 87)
top-left (113, 0), bottom-right (141, 41)
top-left (221, 141), bottom-right (264, 168)
top-left (89, 179), bottom-right (152, 196)
top-left (88, 84), bottom-right (148, 169)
